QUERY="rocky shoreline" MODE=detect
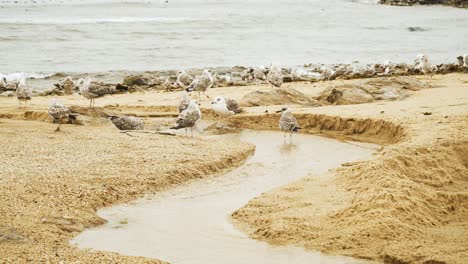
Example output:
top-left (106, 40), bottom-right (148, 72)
top-left (8, 57), bottom-right (467, 98)
top-left (380, 0), bottom-right (468, 8)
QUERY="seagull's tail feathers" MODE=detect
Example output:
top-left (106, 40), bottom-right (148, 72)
top-left (292, 126), bottom-right (302, 132)
top-left (170, 125), bottom-right (183, 130)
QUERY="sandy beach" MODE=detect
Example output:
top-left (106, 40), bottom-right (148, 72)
top-left (0, 72), bottom-right (467, 263)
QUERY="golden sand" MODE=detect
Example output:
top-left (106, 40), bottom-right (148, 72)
top-left (0, 73), bottom-right (467, 263)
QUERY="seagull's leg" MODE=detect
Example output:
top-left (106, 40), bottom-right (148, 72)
top-left (191, 127), bottom-right (193, 138)
top-left (185, 128), bottom-right (187, 136)
top-left (290, 131), bottom-right (293, 144)
top-left (89, 99), bottom-right (92, 108)
top-left (55, 120), bottom-right (61, 132)
top-left (283, 132), bottom-right (286, 143)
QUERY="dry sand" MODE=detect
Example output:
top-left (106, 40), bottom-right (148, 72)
top-left (0, 73), bottom-right (467, 263)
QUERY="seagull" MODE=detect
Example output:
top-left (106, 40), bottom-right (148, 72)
top-left (320, 66), bottom-right (336, 80)
top-left (187, 69), bottom-right (213, 101)
top-left (15, 77), bottom-right (32, 108)
top-left (170, 100), bottom-right (201, 137)
top-left (48, 99), bottom-right (77, 132)
top-left (414, 54), bottom-right (436, 81)
top-left (0, 76), bottom-right (6, 89)
top-left (276, 107), bottom-right (301, 143)
top-left (175, 70), bottom-right (194, 89)
top-left (383, 60), bottom-right (394, 75)
top-left (267, 64), bottom-right (283, 88)
top-left (254, 66), bottom-right (267, 80)
top-left (178, 88), bottom-right (191, 113)
top-left (463, 54), bottom-right (468, 67)
top-left (109, 116), bottom-right (144, 130)
top-left (78, 77), bottom-right (114, 108)
top-left (61, 76), bottom-right (75, 95)
top-left (211, 96), bottom-right (241, 117)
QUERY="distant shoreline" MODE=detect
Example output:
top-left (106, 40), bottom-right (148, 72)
top-left (380, 0), bottom-right (468, 8)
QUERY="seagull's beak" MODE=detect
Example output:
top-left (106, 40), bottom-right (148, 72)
top-left (211, 102), bottom-right (214, 104)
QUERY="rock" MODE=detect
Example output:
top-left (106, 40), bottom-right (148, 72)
top-left (123, 75), bottom-right (148, 86)
top-left (115, 83), bottom-right (129, 93)
top-left (0, 226), bottom-right (26, 244)
top-left (39, 88), bottom-right (65, 96)
top-left (317, 76), bottom-right (426, 105)
top-left (0, 91), bottom-right (15, 97)
top-left (317, 84), bottom-right (374, 105)
top-left (407, 26), bottom-right (427, 32)
top-left (241, 87), bottom-right (321, 107)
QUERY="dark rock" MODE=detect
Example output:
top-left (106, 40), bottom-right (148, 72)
top-left (123, 75), bottom-right (148, 86)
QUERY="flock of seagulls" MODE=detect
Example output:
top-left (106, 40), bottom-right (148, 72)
top-left (3, 53), bottom-right (466, 140)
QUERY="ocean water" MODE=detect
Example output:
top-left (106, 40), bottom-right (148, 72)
top-left (0, 0), bottom-right (467, 77)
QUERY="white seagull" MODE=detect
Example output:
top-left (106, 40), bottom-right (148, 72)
top-left (48, 99), bottom-right (77, 132)
top-left (414, 54), bottom-right (436, 81)
top-left (463, 54), bottom-right (468, 67)
top-left (276, 107), bottom-right (301, 143)
top-left (171, 100), bottom-right (201, 137)
top-left (211, 96), bottom-right (241, 117)
top-left (267, 64), bottom-right (283, 88)
top-left (187, 69), bottom-right (213, 101)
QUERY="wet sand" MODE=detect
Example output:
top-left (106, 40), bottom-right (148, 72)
top-left (0, 73), bottom-right (467, 263)
top-left (72, 130), bottom-right (377, 264)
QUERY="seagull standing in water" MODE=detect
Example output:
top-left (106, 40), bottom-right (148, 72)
top-left (276, 107), bottom-right (301, 143)
top-left (211, 96), bottom-right (241, 117)
top-left (175, 70), bottom-right (194, 89)
top-left (15, 77), bottom-right (32, 108)
top-left (267, 64), bottom-right (283, 88)
top-left (48, 99), bottom-right (77, 132)
top-left (187, 69), bottom-right (213, 101)
top-left (171, 100), bottom-right (201, 137)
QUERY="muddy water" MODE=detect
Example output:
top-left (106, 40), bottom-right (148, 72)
top-left (72, 130), bottom-right (377, 263)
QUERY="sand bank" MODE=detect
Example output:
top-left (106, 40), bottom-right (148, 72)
top-left (0, 73), bottom-right (467, 263)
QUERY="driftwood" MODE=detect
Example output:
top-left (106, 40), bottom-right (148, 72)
top-left (120, 130), bottom-right (176, 137)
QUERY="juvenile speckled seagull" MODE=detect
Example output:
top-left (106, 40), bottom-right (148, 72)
top-left (48, 99), bottom-right (77, 132)
top-left (171, 100), bottom-right (201, 137)
top-left (187, 69), bottom-right (213, 101)
top-left (109, 116), bottom-right (144, 130)
top-left (178, 88), bottom-right (191, 113)
top-left (276, 107), bottom-right (301, 143)
top-left (78, 77), bottom-right (114, 108)
top-left (175, 70), bottom-right (194, 89)
top-left (211, 96), bottom-right (241, 117)
top-left (267, 64), bottom-right (283, 88)
top-left (15, 77), bottom-right (32, 108)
